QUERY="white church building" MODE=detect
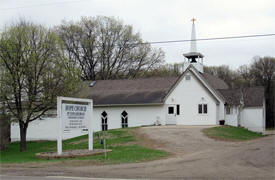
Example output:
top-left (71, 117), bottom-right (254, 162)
top-left (11, 21), bottom-right (266, 141)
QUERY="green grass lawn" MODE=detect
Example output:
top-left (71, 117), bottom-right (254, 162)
top-left (203, 125), bottom-right (264, 141)
top-left (0, 127), bottom-right (168, 164)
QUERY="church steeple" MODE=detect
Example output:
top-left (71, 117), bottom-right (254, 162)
top-left (190, 18), bottom-right (197, 52)
top-left (183, 18), bottom-right (204, 73)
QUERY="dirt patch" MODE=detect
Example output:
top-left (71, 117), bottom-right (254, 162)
top-left (36, 149), bottom-right (111, 159)
top-left (1, 159), bottom-right (104, 168)
top-left (264, 130), bottom-right (275, 135)
top-left (68, 139), bottom-right (88, 145)
top-left (109, 141), bottom-right (138, 147)
top-left (134, 128), bottom-right (170, 152)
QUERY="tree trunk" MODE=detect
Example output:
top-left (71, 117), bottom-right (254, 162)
top-left (0, 114), bottom-right (11, 150)
top-left (19, 122), bottom-right (28, 152)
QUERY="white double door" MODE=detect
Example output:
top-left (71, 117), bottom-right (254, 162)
top-left (166, 105), bottom-right (177, 125)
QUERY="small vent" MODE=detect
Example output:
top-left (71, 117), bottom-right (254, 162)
top-left (185, 75), bottom-right (191, 80)
top-left (89, 81), bottom-right (96, 87)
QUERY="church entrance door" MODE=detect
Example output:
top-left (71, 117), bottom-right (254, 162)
top-left (166, 105), bottom-right (177, 125)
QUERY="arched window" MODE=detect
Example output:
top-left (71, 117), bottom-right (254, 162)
top-left (121, 111), bottom-right (128, 128)
top-left (198, 97), bottom-right (208, 114)
top-left (101, 111), bottom-right (108, 131)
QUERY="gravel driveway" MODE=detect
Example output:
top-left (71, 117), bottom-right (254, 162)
top-left (2, 126), bottom-right (275, 179)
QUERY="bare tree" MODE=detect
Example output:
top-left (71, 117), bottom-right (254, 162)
top-left (0, 20), bottom-right (80, 151)
top-left (56, 16), bottom-right (164, 80)
top-left (204, 65), bottom-right (237, 87)
top-left (136, 62), bottom-right (185, 78)
top-left (233, 65), bottom-right (253, 88)
top-left (250, 56), bottom-right (275, 127)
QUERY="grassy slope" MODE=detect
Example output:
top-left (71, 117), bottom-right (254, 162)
top-left (203, 125), bottom-right (264, 141)
top-left (0, 128), bottom-right (168, 164)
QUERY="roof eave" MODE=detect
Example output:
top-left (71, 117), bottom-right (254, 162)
top-left (162, 64), bottom-right (226, 104)
top-left (191, 68), bottom-right (226, 103)
top-left (94, 103), bottom-right (164, 107)
top-left (183, 52), bottom-right (204, 58)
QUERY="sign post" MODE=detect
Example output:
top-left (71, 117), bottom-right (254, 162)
top-left (88, 101), bottom-right (93, 151)
top-left (57, 97), bottom-right (93, 155)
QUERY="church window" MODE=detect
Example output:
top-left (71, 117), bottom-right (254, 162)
top-left (226, 106), bottom-right (231, 114)
top-left (101, 111), bottom-right (108, 131)
top-left (203, 104), bottom-right (207, 114)
top-left (168, 106), bottom-right (174, 114)
top-left (121, 111), bottom-right (128, 128)
top-left (198, 104), bottom-right (207, 114)
top-left (198, 104), bottom-right (202, 114)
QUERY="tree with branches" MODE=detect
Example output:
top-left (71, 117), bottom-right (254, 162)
top-left (0, 20), bottom-right (80, 151)
top-left (250, 56), bottom-right (275, 127)
top-left (56, 16), bottom-right (164, 80)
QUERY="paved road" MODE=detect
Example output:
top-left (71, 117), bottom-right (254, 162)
top-left (0, 175), bottom-right (131, 180)
top-left (1, 126), bottom-right (275, 179)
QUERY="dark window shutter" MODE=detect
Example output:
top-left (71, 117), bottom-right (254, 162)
top-left (177, 105), bottom-right (180, 115)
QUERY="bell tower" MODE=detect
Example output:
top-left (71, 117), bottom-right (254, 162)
top-left (183, 18), bottom-right (204, 73)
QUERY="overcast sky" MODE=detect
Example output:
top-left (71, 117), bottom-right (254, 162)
top-left (1, 0), bottom-right (275, 69)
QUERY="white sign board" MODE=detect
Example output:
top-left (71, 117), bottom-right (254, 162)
top-left (57, 97), bottom-right (93, 155)
top-left (62, 104), bottom-right (90, 131)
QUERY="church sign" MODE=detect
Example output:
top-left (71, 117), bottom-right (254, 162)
top-left (62, 104), bottom-right (90, 131)
top-left (57, 97), bottom-right (93, 155)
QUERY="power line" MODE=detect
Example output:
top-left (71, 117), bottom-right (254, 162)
top-left (0, 33), bottom-right (274, 52)
top-left (0, 0), bottom-right (90, 11)
top-left (140, 33), bottom-right (275, 45)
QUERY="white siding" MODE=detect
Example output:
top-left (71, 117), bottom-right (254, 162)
top-left (10, 117), bottom-right (91, 142)
top-left (240, 107), bottom-right (265, 132)
top-left (11, 105), bottom-right (164, 141)
top-left (225, 106), bottom-right (238, 126)
top-left (165, 70), bottom-right (218, 125)
top-left (183, 62), bottom-right (203, 73)
top-left (218, 103), bottom-right (225, 123)
top-left (93, 105), bottom-right (165, 131)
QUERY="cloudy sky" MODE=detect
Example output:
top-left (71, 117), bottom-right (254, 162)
top-left (1, 0), bottom-right (275, 68)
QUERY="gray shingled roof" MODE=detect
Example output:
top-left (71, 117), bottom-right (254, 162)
top-left (76, 72), bottom-right (230, 106)
top-left (218, 89), bottom-right (242, 106)
top-left (75, 70), bottom-right (264, 107)
top-left (201, 73), bottom-right (229, 90)
top-left (77, 77), bottom-right (177, 105)
top-left (218, 87), bottom-right (264, 107)
top-left (242, 87), bottom-right (265, 107)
